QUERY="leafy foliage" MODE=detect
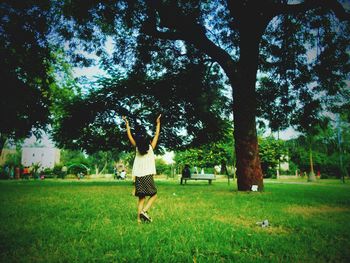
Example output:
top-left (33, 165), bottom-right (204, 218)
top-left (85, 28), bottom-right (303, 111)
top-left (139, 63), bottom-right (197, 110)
top-left (258, 136), bottom-right (288, 178)
top-left (257, 11), bottom-right (350, 133)
top-left (155, 158), bottom-right (172, 176)
top-left (3, 152), bottom-right (21, 168)
top-left (174, 129), bottom-right (234, 170)
top-left (52, 61), bottom-right (232, 153)
top-left (0, 1), bottom-right (56, 148)
top-left (287, 120), bottom-right (350, 177)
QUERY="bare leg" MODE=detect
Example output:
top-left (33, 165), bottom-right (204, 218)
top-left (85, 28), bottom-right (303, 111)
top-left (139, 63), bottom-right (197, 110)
top-left (143, 194), bottom-right (157, 213)
top-left (137, 197), bottom-right (145, 223)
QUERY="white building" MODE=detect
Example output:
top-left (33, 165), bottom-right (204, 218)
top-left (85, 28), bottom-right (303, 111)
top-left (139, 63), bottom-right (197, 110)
top-left (21, 147), bottom-right (60, 170)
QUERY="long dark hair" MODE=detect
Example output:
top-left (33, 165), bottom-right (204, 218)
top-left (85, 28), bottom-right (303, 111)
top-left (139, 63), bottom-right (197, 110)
top-left (134, 126), bottom-right (150, 155)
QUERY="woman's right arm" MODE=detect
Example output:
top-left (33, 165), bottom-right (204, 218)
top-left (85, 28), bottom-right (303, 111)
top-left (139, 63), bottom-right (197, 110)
top-left (122, 116), bottom-right (136, 147)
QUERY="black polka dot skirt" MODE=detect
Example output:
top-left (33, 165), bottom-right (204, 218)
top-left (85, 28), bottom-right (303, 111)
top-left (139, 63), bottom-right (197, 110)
top-left (135, 174), bottom-right (157, 197)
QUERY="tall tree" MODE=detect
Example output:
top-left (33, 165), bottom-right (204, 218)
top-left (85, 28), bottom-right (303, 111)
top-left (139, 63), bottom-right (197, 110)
top-left (50, 0), bottom-right (350, 191)
top-left (287, 118), bottom-right (350, 179)
top-left (291, 90), bottom-right (330, 181)
top-left (259, 136), bottom-right (288, 178)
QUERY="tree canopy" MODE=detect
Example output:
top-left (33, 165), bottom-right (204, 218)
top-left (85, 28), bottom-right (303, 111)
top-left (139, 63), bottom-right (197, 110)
top-left (52, 59), bottom-right (232, 154)
top-left (0, 1), bottom-right (56, 149)
top-left (2, 1), bottom-right (349, 191)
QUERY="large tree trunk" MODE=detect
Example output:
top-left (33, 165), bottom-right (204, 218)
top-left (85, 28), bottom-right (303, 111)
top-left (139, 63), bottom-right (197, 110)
top-left (232, 22), bottom-right (265, 191)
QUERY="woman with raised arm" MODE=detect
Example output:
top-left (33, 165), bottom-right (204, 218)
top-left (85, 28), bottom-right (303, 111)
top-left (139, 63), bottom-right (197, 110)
top-left (122, 114), bottom-right (161, 223)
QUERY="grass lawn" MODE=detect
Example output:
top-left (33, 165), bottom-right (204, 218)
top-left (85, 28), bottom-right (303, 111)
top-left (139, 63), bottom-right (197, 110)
top-left (0, 178), bottom-right (349, 262)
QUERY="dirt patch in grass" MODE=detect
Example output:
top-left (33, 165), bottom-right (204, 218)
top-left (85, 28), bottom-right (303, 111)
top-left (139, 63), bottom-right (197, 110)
top-left (286, 205), bottom-right (350, 217)
top-left (213, 215), bottom-right (290, 235)
top-left (214, 215), bottom-right (253, 228)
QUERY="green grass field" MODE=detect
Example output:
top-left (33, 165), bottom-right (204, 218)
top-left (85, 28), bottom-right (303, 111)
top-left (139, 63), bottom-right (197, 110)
top-left (0, 178), bottom-right (349, 262)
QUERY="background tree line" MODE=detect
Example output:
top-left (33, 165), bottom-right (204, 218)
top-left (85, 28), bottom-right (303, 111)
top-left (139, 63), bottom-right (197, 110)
top-left (2, 120), bottom-right (348, 180)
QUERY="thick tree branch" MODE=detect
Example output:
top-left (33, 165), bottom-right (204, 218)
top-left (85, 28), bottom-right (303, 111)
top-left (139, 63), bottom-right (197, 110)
top-left (273, 0), bottom-right (350, 21)
top-left (143, 3), bottom-right (238, 82)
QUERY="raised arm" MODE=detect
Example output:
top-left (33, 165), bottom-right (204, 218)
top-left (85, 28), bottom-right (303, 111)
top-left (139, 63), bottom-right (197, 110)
top-left (151, 114), bottom-right (161, 149)
top-left (122, 116), bottom-right (136, 147)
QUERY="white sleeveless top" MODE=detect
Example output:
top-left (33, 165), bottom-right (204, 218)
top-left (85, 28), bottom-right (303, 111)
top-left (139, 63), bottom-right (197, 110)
top-left (132, 145), bottom-right (156, 177)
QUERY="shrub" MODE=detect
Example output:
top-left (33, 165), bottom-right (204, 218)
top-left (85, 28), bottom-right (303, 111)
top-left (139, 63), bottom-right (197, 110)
top-left (156, 159), bottom-right (171, 176)
top-left (42, 168), bottom-right (55, 178)
top-left (53, 164), bottom-right (64, 178)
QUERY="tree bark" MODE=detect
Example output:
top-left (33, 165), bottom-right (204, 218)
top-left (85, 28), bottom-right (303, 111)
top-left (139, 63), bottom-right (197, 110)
top-left (232, 19), bottom-right (266, 191)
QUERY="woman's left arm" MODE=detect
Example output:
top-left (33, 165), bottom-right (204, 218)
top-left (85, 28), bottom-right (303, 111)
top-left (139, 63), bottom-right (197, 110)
top-left (151, 114), bottom-right (161, 149)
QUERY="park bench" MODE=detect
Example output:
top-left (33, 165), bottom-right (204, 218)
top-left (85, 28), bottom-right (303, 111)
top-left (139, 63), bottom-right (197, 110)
top-left (180, 173), bottom-right (216, 185)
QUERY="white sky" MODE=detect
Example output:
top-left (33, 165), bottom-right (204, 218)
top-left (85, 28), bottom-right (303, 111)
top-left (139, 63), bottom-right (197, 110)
top-left (73, 65), bottom-right (105, 79)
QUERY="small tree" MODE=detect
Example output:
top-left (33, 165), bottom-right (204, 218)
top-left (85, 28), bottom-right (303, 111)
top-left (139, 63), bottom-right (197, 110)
top-left (259, 136), bottom-right (288, 178)
top-left (4, 152), bottom-right (21, 168)
top-left (155, 158), bottom-right (171, 176)
top-left (175, 140), bottom-right (234, 174)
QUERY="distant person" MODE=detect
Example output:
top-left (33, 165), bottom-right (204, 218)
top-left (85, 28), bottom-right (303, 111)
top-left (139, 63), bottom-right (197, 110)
top-left (61, 166), bottom-right (68, 179)
top-left (181, 164), bottom-right (191, 184)
top-left (120, 170), bottom-right (126, 180)
top-left (9, 166), bottom-right (14, 179)
top-left (23, 166), bottom-right (30, 180)
top-left (113, 167), bottom-right (118, 180)
top-left (122, 114), bottom-right (161, 223)
top-left (4, 165), bottom-right (10, 179)
top-left (214, 165), bottom-right (220, 175)
top-left (40, 173), bottom-right (45, 180)
top-left (15, 166), bottom-right (20, 179)
top-left (77, 172), bottom-right (83, 180)
top-left (116, 169), bottom-right (126, 180)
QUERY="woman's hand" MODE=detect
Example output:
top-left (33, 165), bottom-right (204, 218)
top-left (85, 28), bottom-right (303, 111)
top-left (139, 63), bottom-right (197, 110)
top-left (156, 114), bottom-right (161, 124)
top-left (122, 116), bottom-right (129, 125)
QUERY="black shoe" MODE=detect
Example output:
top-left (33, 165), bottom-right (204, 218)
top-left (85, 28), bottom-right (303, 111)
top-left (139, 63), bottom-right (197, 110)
top-left (140, 211), bottom-right (152, 222)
